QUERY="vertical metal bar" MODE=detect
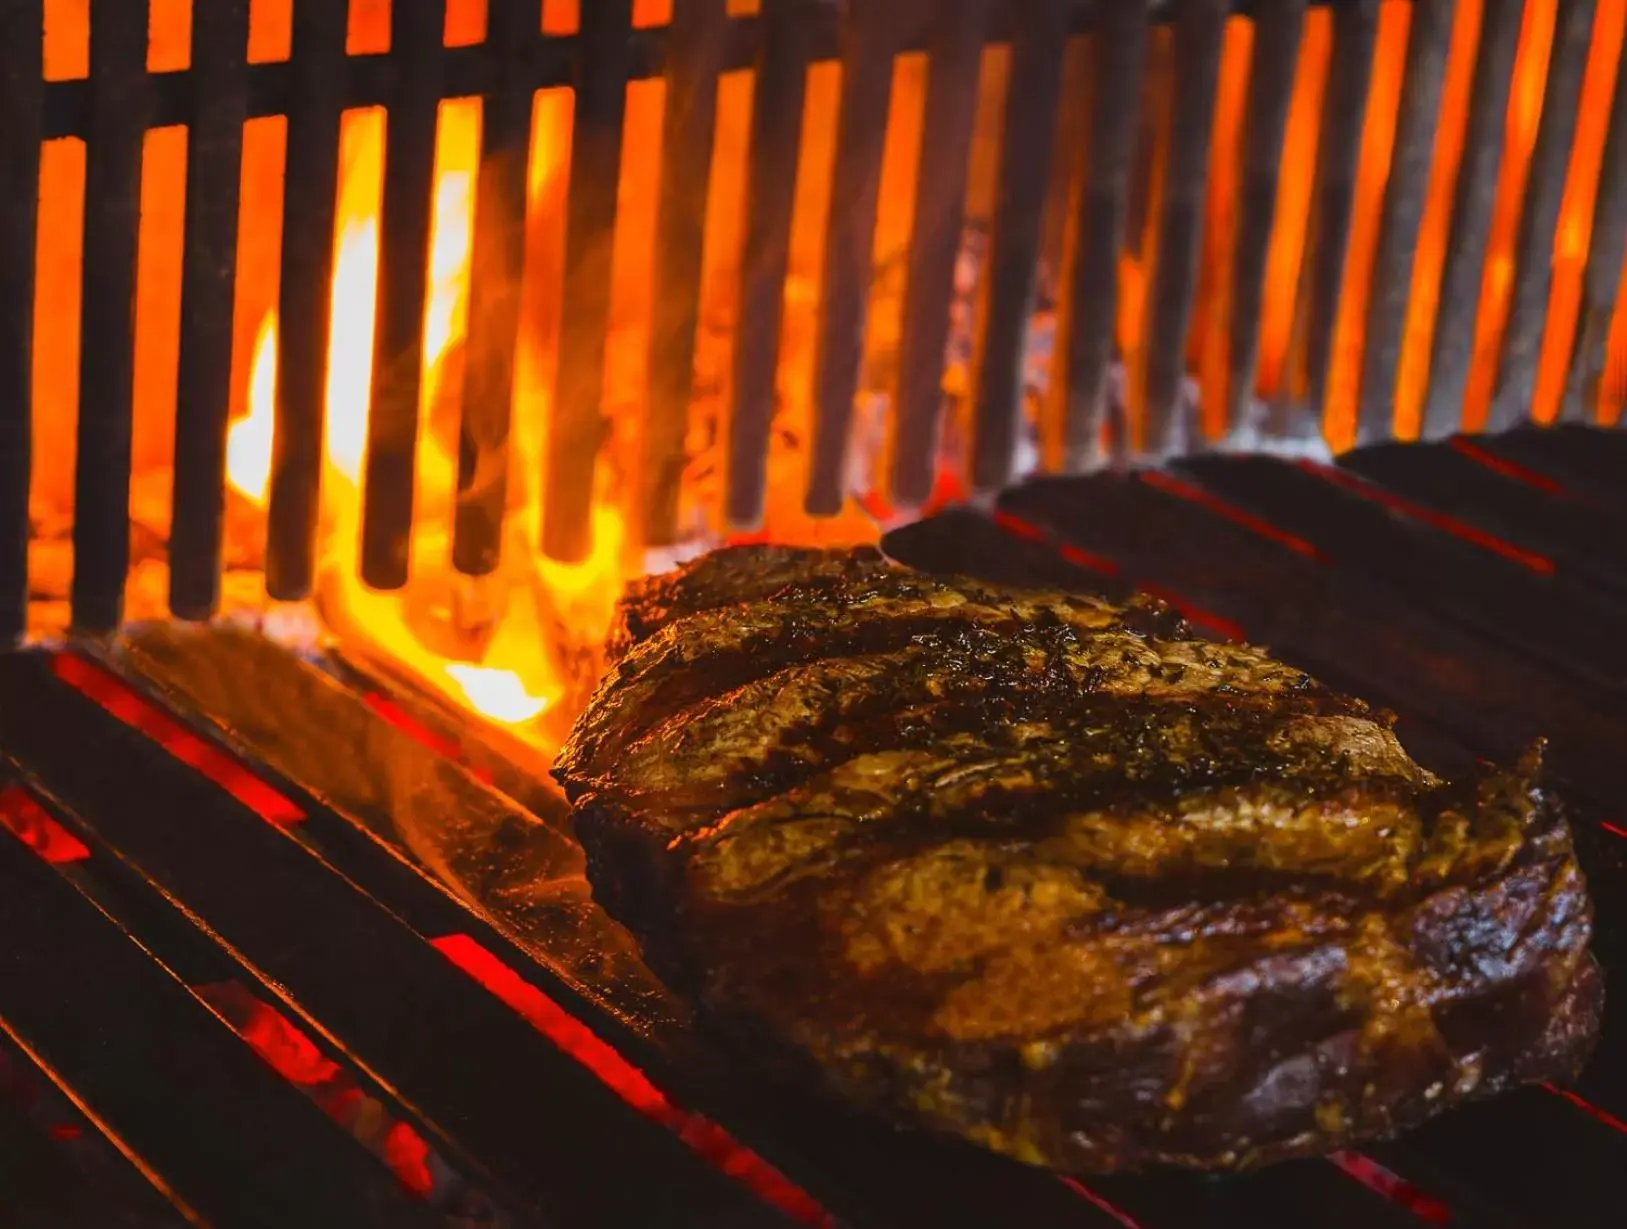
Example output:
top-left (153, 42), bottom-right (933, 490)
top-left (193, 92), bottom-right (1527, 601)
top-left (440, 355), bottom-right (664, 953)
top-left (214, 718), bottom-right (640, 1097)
top-left (724, 0), bottom-right (810, 530)
top-left (804, 3), bottom-right (904, 516)
top-left (1225, 0), bottom-right (1306, 434)
top-left (1056, 0), bottom-right (1150, 472)
top-left (70, 0), bottom-right (149, 633)
top-left (1139, 0), bottom-right (1228, 455)
top-left (541, 0), bottom-right (633, 563)
top-left (889, 0), bottom-right (990, 507)
top-left (452, 0), bottom-right (537, 576)
top-left (968, 0), bottom-right (1069, 492)
top-left (1354, 0), bottom-right (1455, 445)
top-left (1278, 0), bottom-right (1380, 430)
top-left (1040, 36), bottom-right (1092, 313)
top-left (1561, 34), bottom-right (1627, 422)
top-left (1488, 0), bottom-right (1597, 430)
top-left (1123, 43), bottom-right (1168, 268)
top-left (1420, 0), bottom-right (1523, 438)
top-left (639, 0), bottom-right (728, 546)
top-left (267, 0), bottom-right (347, 600)
top-left (359, 0), bottom-right (446, 589)
top-left (169, 0), bottom-right (252, 621)
top-left (0, 0), bottom-right (43, 645)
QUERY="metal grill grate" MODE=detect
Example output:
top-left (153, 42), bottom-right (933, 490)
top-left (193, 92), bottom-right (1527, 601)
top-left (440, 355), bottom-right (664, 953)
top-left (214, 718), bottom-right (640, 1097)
top-left (2, 8), bottom-right (1627, 1218)
top-left (0, 423), bottom-right (1622, 1226)
top-left (2, 0), bottom-right (1626, 641)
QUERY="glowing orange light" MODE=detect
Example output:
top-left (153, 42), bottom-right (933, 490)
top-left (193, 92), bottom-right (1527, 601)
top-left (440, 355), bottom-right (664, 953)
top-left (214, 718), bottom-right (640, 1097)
top-left (227, 313), bottom-right (278, 505)
top-left (444, 664), bottom-right (550, 723)
top-left (33, 0), bottom-right (1627, 737)
top-left (224, 98), bottom-right (628, 752)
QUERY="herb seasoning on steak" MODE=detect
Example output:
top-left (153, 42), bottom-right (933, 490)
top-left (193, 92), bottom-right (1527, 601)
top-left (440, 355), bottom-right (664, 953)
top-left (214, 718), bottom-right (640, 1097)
top-left (553, 545), bottom-right (1602, 1173)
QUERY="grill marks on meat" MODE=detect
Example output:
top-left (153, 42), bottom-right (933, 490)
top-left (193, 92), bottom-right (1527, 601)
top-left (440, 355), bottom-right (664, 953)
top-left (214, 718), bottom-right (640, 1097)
top-left (554, 547), bottom-right (1601, 1174)
top-left (595, 641), bottom-right (1347, 815)
top-left (559, 565), bottom-right (1134, 783)
top-left (680, 711), bottom-right (1433, 905)
top-left (608, 545), bottom-right (887, 658)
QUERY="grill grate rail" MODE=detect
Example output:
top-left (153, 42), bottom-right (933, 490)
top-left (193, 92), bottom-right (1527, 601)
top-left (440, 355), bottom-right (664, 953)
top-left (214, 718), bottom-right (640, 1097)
top-left (2, 2), bottom-right (1627, 1218)
top-left (0, 425), bottom-right (1624, 1225)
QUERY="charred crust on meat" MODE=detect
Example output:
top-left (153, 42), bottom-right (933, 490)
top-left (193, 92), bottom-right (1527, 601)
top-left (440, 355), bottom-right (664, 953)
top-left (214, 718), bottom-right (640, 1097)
top-left (554, 546), bottom-right (1602, 1175)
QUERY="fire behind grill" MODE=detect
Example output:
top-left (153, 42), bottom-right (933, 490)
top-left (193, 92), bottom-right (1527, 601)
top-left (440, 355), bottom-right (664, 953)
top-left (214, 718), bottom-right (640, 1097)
top-left (0, 425), bottom-right (1623, 1228)
top-left (6, 0), bottom-right (1627, 647)
top-left (3, 2), bottom-right (1627, 1226)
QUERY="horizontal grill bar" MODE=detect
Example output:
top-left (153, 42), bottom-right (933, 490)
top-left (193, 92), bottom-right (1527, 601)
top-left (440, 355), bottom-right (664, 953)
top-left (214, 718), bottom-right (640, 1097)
top-left (27, 3), bottom-right (1185, 142)
top-left (0, 651), bottom-right (788, 1227)
top-left (5, 422), bottom-right (1627, 1223)
top-left (0, 790), bottom-right (444, 1228)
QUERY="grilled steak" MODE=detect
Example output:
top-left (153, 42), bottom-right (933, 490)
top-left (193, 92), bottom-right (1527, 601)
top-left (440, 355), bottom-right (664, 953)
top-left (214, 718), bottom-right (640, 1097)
top-left (554, 545), bottom-right (1602, 1173)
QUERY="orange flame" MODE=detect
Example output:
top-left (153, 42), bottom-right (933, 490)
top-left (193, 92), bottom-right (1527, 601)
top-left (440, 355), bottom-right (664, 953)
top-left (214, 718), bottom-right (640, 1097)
top-left (226, 313), bottom-right (277, 504)
top-left (27, 0), bottom-right (1627, 713)
top-left (225, 98), bottom-right (627, 754)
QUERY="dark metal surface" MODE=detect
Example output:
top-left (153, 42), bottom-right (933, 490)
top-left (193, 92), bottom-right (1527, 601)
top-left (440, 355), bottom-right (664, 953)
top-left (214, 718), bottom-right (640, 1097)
top-left (0, 804), bottom-right (442, 1229)
top-left (1340, 439), bottom-right (1627, 597)
top-left (0, 0), bottom-right (42, 646)
top-left (2, 769), bottom-right (532, 1226)
top-left (1489, 0), bottom-right (1598, 431)
top-left (19, 3), bottom-right (1274, 144)
top-left (169, 0), bottom-right (252, 621)
top-left (543, 0), bottom-right (634, 563)
top-left (806, 1), bottom-right (906, 516)
top-left (453, 0), bottom-right (536, 577)
top-left (1280, 0), bottom-right (1380, 427)
top-left (0, 654), bottom-right (783, 1229)
top-left (0, 1072), bottom-right (181, 1229)
top-left (968, 0), bottom-right (1070, 491)
top-left (1421, 0), bottom-right (1524, 438)
top-left (1467, 423), bottom-right (1627, 516)
top-left (999, 461), bottom-right (1627, 808)
top-left (1140, 0), bottom-right (1227, 454)
top-left (1225, 0), bottom-right (1306, 433)
top-left (889, 0), bottom-right (992, 505)
top-left (360, 0), bottom-right (447, 590)
top-left (8, 427), bottom-right (1627, 1224)
top-left (1176, 452), bottom-right (1627, 700)
top-left (1353, 0), bottom-right (1453, 445)
top-left (70, 0), bottom-right (148, 633)
top-left (1562, 15), bottom-right (1627, 423)
top-left (1055, 0), bottom-right (1151, 471)
top-left (725, 0), bottom-right (812, 530)
top-left (0, 1020), bottom-right (192, 1229)
top-left (267, 0), bottom-right (347, 599)
top-left (640, 0), bottom-right (729, 546)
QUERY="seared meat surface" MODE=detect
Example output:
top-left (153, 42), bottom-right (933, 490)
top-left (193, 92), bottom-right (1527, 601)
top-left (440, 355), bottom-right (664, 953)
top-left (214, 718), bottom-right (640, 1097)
top-left (554, 545), bottom-right (1601, 1173)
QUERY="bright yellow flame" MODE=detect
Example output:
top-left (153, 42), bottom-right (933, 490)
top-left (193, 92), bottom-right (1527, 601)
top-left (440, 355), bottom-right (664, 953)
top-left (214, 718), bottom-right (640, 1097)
top-left (444, 663), bottom-right (550, 723)
top-left (227, 100), bottom-right (630, 752)
top-left (227, 313), bottom-right (278, 504)
top-left (423, 168), bottom-right (473, 390)
top-left (323, 107), bottom-right (385, 487)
